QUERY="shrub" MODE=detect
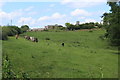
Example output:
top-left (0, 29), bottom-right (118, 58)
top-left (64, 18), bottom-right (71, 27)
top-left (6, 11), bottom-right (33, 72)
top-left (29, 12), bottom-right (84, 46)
top-left (1, 26), bottom-right (22, 40)
top-left (2, 54), bottom-right (30, 78)
top-left (45, 37), bottom-right (50, 40)
top-left (43, 29), bottom-right (48, 31)
top-left (21, 25), bottom-right (29, 33)
top-left (2, 32), bottom-right (8, 40)
top-left (99, 35), bottom-right (105, 40)
top-left (89, 30), bottom-right (93, 32)
top-left (10, 26), bottom-right (22, 34)
top-left (2, 26), bottom-right (17, 36)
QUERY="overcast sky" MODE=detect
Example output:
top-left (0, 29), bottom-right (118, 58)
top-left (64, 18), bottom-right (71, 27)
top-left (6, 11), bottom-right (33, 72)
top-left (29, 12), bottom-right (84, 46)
top-left (0, 0), bottom-right (110, 28)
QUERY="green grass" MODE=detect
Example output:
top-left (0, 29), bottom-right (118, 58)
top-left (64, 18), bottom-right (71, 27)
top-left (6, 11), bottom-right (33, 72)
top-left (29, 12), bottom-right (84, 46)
top-left (2, 29), bottom-right (118, 78)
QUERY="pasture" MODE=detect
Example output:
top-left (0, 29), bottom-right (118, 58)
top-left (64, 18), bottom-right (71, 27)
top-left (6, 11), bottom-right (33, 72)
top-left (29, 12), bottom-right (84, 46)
top-left (2, 29), bottom-right (118, 78)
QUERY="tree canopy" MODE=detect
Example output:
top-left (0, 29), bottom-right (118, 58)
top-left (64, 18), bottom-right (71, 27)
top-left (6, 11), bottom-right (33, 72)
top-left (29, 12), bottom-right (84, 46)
top-left (102, 0), bottom-right (120, 46)
top-left (21, 25), bottom-right (29, 33)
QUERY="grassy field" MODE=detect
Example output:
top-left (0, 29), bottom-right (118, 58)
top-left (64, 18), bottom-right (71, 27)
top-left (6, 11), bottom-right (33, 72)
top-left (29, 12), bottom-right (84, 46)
top-left (2, 29), bottom-right (118, 78)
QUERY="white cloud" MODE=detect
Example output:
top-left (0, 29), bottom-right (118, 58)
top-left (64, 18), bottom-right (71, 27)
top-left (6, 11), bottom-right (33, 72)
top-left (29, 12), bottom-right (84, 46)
top-left (24, 6), bottom-right (34, 11)
top-left (0, 10), bottom-right (23, 20)
top-left (0, 7), bottom-right (31, 19)
top-left (52, 13), bottom-right (66, 19)
top-left (0, 6), bottom-right (38, 26)
top-left (38, 16), bottom-right (50, 21)
top-left (0, 6), bottom-right (36, 20)
top-left (0, 0), bottom-right (4, 9)
top-left (38, 12), bottom-right (66, 21)
top-left (71, 9), bottom-right (91, 16)
top-left (38, 13), bottom-right (68, 27)
top-left (17, 17), bottom-right (36, 26)
top-left (85, 18), bottom-right (97, 23)
top-left (79, 17), bottom-right (86, 19)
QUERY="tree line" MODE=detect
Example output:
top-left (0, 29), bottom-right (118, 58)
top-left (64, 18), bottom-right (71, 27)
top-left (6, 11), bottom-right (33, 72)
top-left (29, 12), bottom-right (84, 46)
top-left (0, 25), bottom-right (29, 40)
top-left (65, 22), bottom-right (102, 31)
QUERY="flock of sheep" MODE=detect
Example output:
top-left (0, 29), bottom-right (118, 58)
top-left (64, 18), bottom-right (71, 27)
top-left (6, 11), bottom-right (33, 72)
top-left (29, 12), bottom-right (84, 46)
top-left (24, 35), bottom-right (65, 46)
top-left (15, 34), bottom-right (65, 46)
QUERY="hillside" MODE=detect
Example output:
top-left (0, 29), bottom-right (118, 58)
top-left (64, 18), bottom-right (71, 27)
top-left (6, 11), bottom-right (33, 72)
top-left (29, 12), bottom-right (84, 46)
top-left (2, 29), bottom-right (118, 78)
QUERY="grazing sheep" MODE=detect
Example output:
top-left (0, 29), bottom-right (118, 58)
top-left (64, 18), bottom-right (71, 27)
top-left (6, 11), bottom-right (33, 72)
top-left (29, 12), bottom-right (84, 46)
top-left (34, 38), bottom-right (38, 42)
top-left (30, 37), bottom-right (38, 42)
top-left (61, 42), bottom-right (64, 47)
top-left (24, 36), bottom-right (30, 40)
top-left (30, 37), bottom-right (35, 42)
top-left (15, 34), bottom-right (19, 39)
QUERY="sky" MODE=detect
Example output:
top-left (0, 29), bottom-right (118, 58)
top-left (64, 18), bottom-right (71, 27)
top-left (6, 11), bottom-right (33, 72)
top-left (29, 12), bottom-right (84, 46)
top-left (0, 0), bottom-right (111, 29)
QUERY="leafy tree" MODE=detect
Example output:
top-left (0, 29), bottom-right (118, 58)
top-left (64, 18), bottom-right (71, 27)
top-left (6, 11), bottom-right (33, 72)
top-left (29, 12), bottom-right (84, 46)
top-left (65, 23), bottom-right (75, 30)
top-left (65, 23), bottom-right (71, 28)
top-left (102, 0), bottom-right (120, 46)
top-left (1, 26), bottom-right (22, 40)
top-left (2, 27), bottom-right (17, 36)
top-left (10, 26), bottom-right (21, 34)
top-left (1, 25), bottom-right (29, 40)
top-left (79, 22), bottom-right (95, 29)
top-left (94, 22), bottom-right (103, 28)
top-left (21, 25), bottom-right (29, 33)
top-left (60, 27), bottom-right (66, 30)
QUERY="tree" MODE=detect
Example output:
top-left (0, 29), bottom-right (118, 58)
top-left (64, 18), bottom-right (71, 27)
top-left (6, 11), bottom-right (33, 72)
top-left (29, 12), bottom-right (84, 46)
top-left (102, 0), bottom-right (120, 46)
top-left (21, 25), bottom-right (29, 33)
top-left (65, 23), bottom-right (71, 28)
top-left (10, 26), bottom-right (21, 34)
top-left (65, 23), bottom-right (74, 30)
top-left (2, 26), bottom-right (17, 36)
top-left (1, 26), bottom-right (22, 40)
top-left (94, 22), bottom-right (103, 28)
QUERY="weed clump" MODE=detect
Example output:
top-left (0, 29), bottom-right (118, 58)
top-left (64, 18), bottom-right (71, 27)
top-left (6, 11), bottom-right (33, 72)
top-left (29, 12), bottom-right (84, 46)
top-left (99, 35), bottom-right (105, 40)
top-left (45, 37), bottom-right (50, 40)
top-left (89, 30), bottom-right (93, 32)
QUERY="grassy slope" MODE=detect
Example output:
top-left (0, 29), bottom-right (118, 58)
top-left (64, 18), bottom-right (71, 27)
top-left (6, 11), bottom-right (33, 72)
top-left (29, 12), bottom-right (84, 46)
top-left (2, 29), bottom-right (118, 78)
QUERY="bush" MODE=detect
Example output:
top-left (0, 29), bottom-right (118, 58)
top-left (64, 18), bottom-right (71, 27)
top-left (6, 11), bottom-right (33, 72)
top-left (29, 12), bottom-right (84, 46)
top-left (60, 27), bottom-right (66, 30)
top-left (1, 25), bottom-right (29, 40)
top-left (10, 26), bottom-right (22, 34)
top-left (2, 32), bottom-right (8, 40)
top-left (45, 37), bottom-right (50, 40)
top-left (65, 22), bottom-right (97, 30)
top-left (99, 35), bottom-right (105, 40)
top-left (2, 27), bottom-right (17, 36)
top-left (1, 26), bottom-right (22, 40)
top-left (2, 54), bottom-right (30, 78)
top-left (89, 30), bottom-right (93, 32)
top-left (0, 27), bottom-right (8, 40)
top-left (21, 25), bottom-right (29, 33)
top-left (43, 29), bottom-right (48, 31)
